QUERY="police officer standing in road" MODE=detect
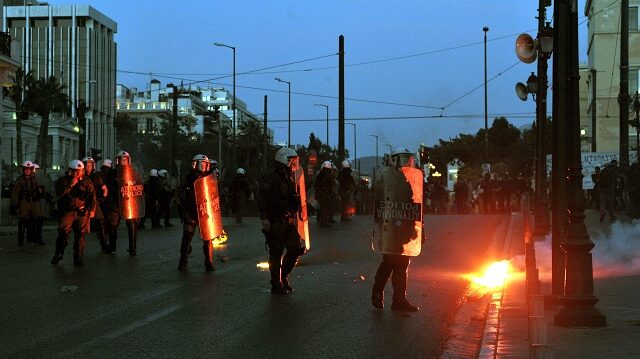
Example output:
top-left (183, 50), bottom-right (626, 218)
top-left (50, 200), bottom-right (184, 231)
top-left (257, 147), bottom-right (306, 295)
top-left (338, 160), bottom-right (356, 222)
top-left (315, 161), bottom-right (335, 227)
top-left (102, 151), bottom-right (143, 255)
top-left (82, 156), bottom-right (109, 252)
top-left (50, 160), bottom-right (96, 266)
top-left (175, 154), bottom-right (217, 271)
top-left (229, 168), bottom-right (251, 224)
top-left (139, 169), bottom-right (160, 230)
top-left (371, 148), bottom-right (424, 312)
top-left (10, 160), bottom-right (44, 246)
top-left (158, 169), bottom-right (174, 228)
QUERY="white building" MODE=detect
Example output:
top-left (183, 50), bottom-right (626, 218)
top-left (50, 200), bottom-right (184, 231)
top-left (3, 1), bottom-right (118, 162)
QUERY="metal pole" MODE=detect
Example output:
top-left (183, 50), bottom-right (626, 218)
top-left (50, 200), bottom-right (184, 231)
top-left (534, 1), bottom-right (550, 236)
top-left (232, 46), bottom-right (236, 141)
top-left (288, 82), bottom-right (291, 147)
top-left (554, 0), bottom-right (606, 328)
top-left (483, 26), bottom-right (489, 161)
top-left (591, 69), bottom-right (597, 152)
top-left (619, 0), bottom-right (630, 166)
top-left (636, 93), bottom-right (640, 161)
top-left (339, 35), bottom-right (345, 162)
top-left (264, 95), bottom-right (268, 170)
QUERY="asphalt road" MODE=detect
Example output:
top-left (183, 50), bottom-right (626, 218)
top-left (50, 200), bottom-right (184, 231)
top-left (0, 214), bottom-right (506, 358)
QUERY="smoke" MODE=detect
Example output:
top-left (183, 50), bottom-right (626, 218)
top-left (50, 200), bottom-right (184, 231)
top-left (532, 221), bottom-right (640, 280)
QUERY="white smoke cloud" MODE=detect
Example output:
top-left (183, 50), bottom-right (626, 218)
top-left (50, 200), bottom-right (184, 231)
top-left (532, 221), bottom-right (640, 280)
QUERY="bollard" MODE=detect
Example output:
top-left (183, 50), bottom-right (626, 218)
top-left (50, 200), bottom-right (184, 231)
top-left (528, 295), bottom-right (549, 358)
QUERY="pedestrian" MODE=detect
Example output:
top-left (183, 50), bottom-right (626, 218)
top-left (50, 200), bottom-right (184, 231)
top-left (454, 178), bottom-right (468, 214)
top-left (82, 156), bottom-right (109, 253)
top-left (102, 151), bottom-right (142, 255)
top-left (158, 169), bottom-right (174, 227)
top-left (314, 161), bottom-right (335, 227)
top-left (10, 160), bottom-right (43, 246)
top-left (175, 154), bottom-right (217, 271)
top-left (229, 168), bottom-right (251, 224)
top-left (591, 166), bottom-right (601, 211)
top-left (50, 160), bottom-right (96, 266)
top-left (598, 161), bottom-right (617, 222)
top-left (256, 147), bottom-right (306, 295)
top-left (371, 148), bottom-right (423, 312)
top-left (338, 160), bottom-right (356, 222)
top-left (479, 172), bottom-right (493, 214)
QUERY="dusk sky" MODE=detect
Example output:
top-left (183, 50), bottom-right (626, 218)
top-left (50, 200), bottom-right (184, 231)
top-left (55, 0), bottom-right (590, 158)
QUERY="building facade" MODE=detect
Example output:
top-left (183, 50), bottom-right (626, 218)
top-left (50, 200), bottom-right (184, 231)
top-left (584, 0), bottom-right (640, 154)
top-left (3, 2), bottom-right (117, 161)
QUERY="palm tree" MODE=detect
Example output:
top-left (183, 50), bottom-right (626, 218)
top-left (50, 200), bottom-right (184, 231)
top-left (30, 76), bottom-right (69, 167)
top-left (3, 68), bottom-right (33, 164)
top-left (237, 120), bottom-right (264, 173)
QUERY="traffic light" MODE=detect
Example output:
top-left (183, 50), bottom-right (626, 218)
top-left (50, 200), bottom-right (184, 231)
top-left (90, 147), bottom-right (102, 161)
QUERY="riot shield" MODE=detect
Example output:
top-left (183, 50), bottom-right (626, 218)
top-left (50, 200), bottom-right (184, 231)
top-left (374, 166), bottom-right (423, 256)
top-left (118, 164), bottom-right (145, 219)
top-left (294, 166), bottom-right (310, 251)
top-left (194, 173), bottom-right (224, 241)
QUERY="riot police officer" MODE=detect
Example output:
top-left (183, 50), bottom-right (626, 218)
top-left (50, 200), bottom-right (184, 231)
top-left (82, 156), bottom-right (109, 252)
top-left (371, 148), bottom-right (424, 312)
top-left (176, 154), bottom-right (216, 271)
top-left (257, 147), bottom-right (306, 295)
top-left (102, 151), bottom-right (142, 255)
top-left (158, 169), bottom-right (174, 227)
top-left (51, 160), bottom-right (97, 266)
top-left (315, 161), bottom-right (335, 227)
top-left (10, 160), bottom-right (43, 246)
top-left (229, 168), bottom-right (251, 224)
top-left (338, 159), bottom-right (356, 222)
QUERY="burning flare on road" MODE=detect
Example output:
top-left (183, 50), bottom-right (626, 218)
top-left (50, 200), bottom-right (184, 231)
top-left (467, 260), bottom-right (513, 291)
top-left (256, 262), bottom-right (270, 270)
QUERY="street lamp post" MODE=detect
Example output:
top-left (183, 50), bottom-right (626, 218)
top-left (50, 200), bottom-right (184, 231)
top-left (384, 144), bottom-right (392, 154)
top-left (346, 122), bottom-right (357, 172)
top-left (483, 26), bottom-right (489, 161)
top-left (275, 78), bottom-right (291, 147)
top-left (314, 103), bottom-right (329, 147)
top-left (368, 134), bottom-right (379, 181)
top-left (213, 43), bottom-right (236, 138)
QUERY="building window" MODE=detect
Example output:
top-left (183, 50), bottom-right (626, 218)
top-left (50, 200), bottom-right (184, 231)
top-left (630, 6), bottom-right (639, 31)
top-left (631, 69), bottom-right (639, 95)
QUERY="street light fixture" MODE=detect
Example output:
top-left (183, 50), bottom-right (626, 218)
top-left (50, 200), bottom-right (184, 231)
top-left (213, 42), bottom-right (236, 138)
top-left (314, 103), bottom-right (329, 147)
top-left (275, 77), bottom-right (291, 147)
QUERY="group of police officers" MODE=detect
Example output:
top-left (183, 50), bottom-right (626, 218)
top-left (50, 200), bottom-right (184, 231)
top-left (10, 147), bottom-right (424, 312)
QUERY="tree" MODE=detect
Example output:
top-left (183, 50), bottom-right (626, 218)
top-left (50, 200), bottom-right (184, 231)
top-left (3, 68), bottom-right (33, 164)
top-left (30, 76), bottom-right (69, 167)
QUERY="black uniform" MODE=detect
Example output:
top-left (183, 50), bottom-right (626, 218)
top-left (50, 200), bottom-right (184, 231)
top-left (102, 165), bottom-right (139, 255)
top-left (229, 173), bottom-right (252, 224)
top-left (314, 168), bottom-right (335, 227)
top-left (140, 175), bottom-right (161, 229)
top-left (86, 170), bottom-right (109, 252)
top-left (176, 170), bottom-right (214, 271)
top-left (338, 167), bottom-right (356, 221)
top-left (10, 172), bottom-right (42, 246)
top-left (257, 161), bottom-right (306, 294)
top-left (158, 176), bottom-right (174, 227)
top-left (51, 174), bottom-right (96, 266)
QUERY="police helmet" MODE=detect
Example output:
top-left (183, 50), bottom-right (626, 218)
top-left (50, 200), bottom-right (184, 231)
top-left (237, 168), bottom-right (246, 175)
top-left (150, 169), bottom-right (159, 177)
top-left (192, 154), bottom-right (210, 173)
top-left (390, 148), bottom-right (416, 168)
top-left (21, 160), bottom-right (35, 168)
top-left (341, 160), bottom-right (351, 168)
top-left (68, 159), bottom-right (85, 170)
top-left (158, 169), bottom-right (168, 178)
top-left (321, 160), bottom-right (332, 169)
top-left (275, 147), bottom-right (298, 167)
top-left (81, 156), bottom-right (95, 164)
top-left (115, 150), bottom-right (131, 165)
top-left (101, 159), bottom-right (113, 168)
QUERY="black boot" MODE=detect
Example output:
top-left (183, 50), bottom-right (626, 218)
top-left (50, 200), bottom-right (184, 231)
top-left (127, 220), bottom-right (137, 256)
top-left (18, 219), bottom-right (26, 247)
top-left (281, 250), bottom-right (301, 293)
top-left (372, 260), bottom-right (392, 309)
top-left (73, 237), bottom-right (85, 267)
top-left (203, 241), bottom-right (215, 272)
top-left (269, 258), bottom-right (288, 295)
top-left (391, 263), bottom-right (419, 312)
top-left (51, 232), bottom-right (67, 265)
top-left (96, 221), bottom-right (109, 253)
top-left (106, 226), bottom-right (117, 254)
top-left (178, 231), bottom-right (192, 271)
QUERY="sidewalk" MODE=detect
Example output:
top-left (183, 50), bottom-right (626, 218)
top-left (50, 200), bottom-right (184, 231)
top-left (490, 210), bottom-right (640, 358)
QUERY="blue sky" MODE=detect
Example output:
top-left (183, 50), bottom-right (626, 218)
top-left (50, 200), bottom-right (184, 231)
top-left (55, 0), bottom-right (590, 158)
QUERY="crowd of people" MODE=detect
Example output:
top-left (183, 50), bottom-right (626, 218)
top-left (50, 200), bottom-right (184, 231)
top-left (589, 159), bottom-right (640, 221)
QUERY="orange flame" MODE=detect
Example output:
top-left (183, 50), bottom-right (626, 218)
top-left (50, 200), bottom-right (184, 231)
top-left (212, 230), bottom-right (228, 246)
top-left (256, 262), bottom-right (270, 270)
top-left (466, 260), bottom-right (513, 291)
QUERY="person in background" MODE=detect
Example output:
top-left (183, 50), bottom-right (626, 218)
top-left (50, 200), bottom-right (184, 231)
top-left (338, 160), bottom-right (356, 222)
top-left (10, 160), bottom-right (43, 247)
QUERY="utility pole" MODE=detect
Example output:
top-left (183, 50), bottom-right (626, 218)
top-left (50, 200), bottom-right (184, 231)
top-left (483, 26), bottom-right (489, 161)
top-left (338, 35), bottom-right (345, 162)
top-left (170, 83), bottom-right (178, 177)
top-left (619, 0), bottom-right (630, 166)
top-left (591, 69), bottom-right (597, 151)
top-left (263, 95), bottom-right (268, 170)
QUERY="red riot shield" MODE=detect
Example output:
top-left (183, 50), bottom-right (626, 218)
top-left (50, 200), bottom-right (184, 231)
top-left (194, 173), bottom-right (224, 241)
top-left (117, 164), bottom-right (145, 219)
top-left (294, 165), bottom-right (310, 251)
top-left (374, 166), bottom-right (423, 256)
